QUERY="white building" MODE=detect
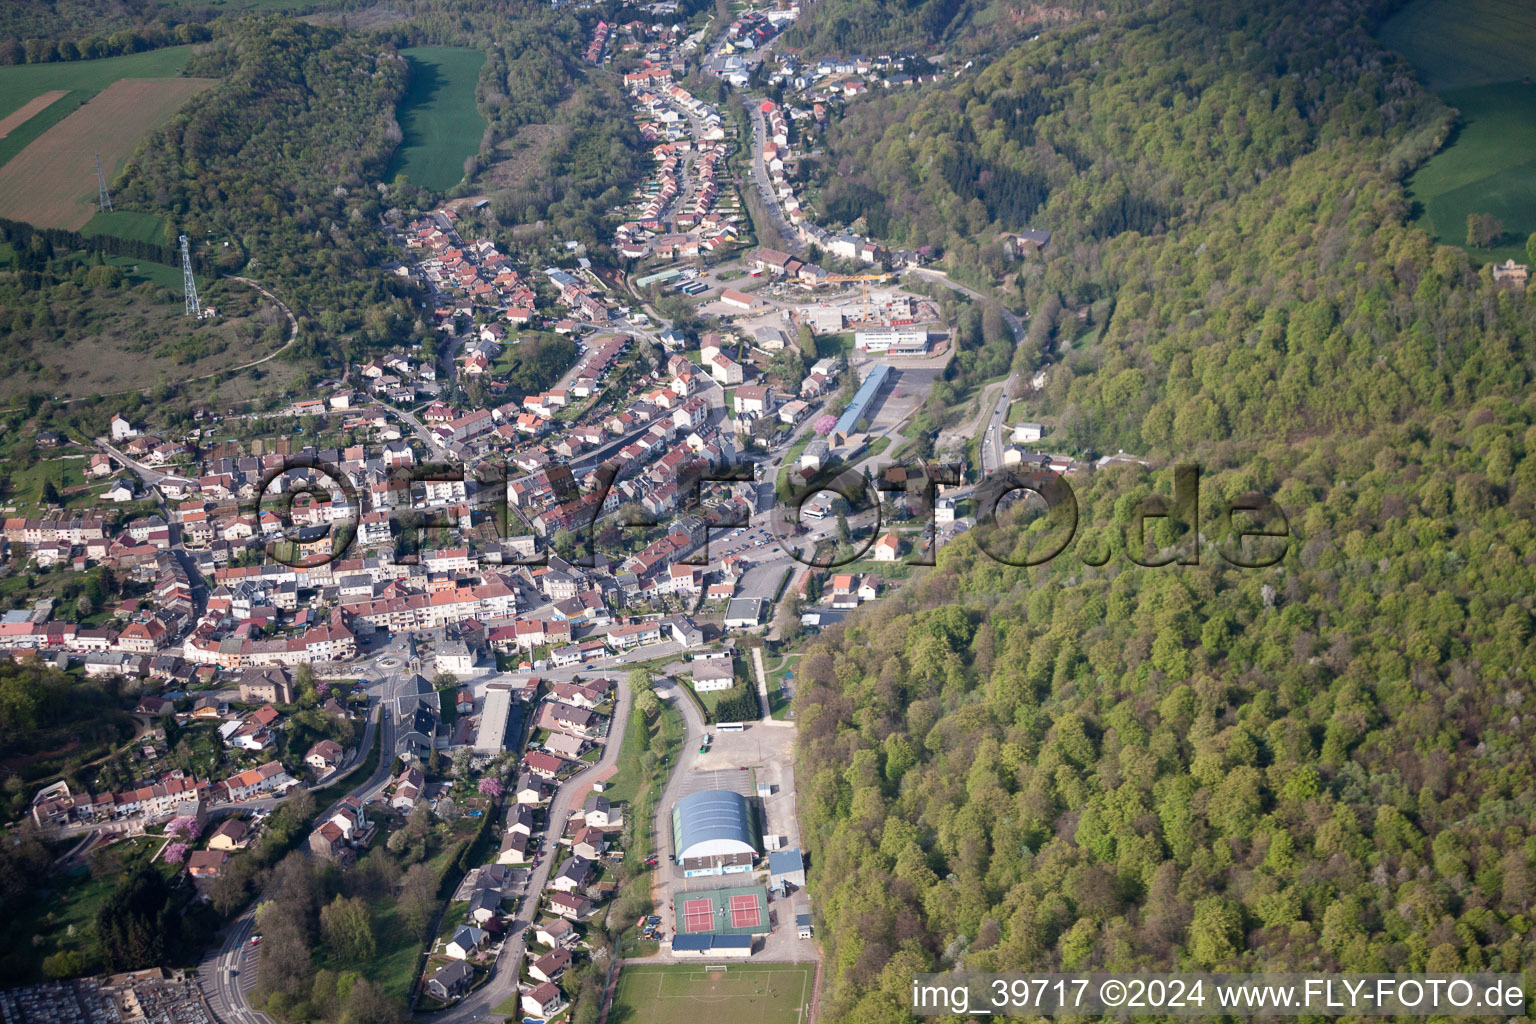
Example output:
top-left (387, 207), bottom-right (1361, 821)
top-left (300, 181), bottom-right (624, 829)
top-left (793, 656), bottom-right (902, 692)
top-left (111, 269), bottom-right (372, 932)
top-left (854, 327), bottom-right (929, 354)
top-left (692, 660), bottom-right (735, 692)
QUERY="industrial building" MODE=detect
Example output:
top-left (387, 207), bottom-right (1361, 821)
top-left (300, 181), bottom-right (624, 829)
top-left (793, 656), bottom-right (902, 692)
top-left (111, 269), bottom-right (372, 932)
top-left (831, 363), bottom-right (892, 441)
top-left (769, 848), bottom-right (806, 889)
top-left (472, 684), bottom-right (523, 754)
top-left (853, 327), bottom-right (929, 354)
top-left (670, 933), bottom-right (754, 957)
top-left (672, 789), bottom-right (760, 876)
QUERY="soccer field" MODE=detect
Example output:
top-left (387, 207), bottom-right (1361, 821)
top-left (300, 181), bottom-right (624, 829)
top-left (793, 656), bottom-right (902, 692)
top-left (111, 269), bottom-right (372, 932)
top-left (610, 963), bottom-right (814, 1024)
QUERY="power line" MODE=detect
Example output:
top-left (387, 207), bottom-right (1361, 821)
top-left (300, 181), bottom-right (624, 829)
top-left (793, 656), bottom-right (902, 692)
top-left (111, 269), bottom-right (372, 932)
top-left (180, 235), bottom-right (201, 318)
top-left (95, 154), bottom-right (113, 212)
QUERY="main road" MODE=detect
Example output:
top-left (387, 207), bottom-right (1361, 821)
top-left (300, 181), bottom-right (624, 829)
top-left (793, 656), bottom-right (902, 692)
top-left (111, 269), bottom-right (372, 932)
top-left (199, 907), bottom-right (270, 1024)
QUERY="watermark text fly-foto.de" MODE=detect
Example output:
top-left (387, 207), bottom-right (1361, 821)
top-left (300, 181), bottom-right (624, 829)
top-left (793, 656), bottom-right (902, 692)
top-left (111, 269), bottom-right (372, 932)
top-left (248, 452), bottom-right (1290, 570)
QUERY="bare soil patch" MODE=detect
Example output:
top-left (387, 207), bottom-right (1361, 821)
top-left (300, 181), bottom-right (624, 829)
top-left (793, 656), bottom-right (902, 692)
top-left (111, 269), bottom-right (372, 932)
top-left (0, 77), bottom-right (214, 229)
top-left (0, 90), bottom-right (68, 139)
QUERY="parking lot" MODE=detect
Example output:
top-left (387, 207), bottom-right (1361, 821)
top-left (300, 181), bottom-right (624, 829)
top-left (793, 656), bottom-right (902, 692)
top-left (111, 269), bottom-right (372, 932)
top-left (651, 724), bottom-right (811, 961)
top-left (861, 367), bottom-right (942, 433)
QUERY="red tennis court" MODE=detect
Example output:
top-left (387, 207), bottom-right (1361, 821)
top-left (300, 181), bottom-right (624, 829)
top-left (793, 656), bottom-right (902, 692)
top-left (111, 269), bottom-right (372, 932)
top-left (681, 897), bottom-right (715, 933)
top-left (728, 894), bottom-right (762, 929)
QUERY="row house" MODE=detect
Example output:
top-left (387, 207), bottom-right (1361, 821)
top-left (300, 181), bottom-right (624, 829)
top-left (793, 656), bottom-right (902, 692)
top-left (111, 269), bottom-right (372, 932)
top-left (223, 760), bottom-right (295, 801)
top-left (2, 518), bottom-right (109, 545)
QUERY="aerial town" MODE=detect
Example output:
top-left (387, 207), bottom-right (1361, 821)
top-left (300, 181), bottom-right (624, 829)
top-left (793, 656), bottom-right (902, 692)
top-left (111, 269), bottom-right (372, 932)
top-left (3, 0), bottom-right (1530, 1019)
top-left (0, 2), bottom-right (1094, 1022)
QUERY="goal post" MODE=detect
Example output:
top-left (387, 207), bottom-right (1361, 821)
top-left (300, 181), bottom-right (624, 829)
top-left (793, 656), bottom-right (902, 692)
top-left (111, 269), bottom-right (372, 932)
top-left (704, 964), bottom-right (729, 972)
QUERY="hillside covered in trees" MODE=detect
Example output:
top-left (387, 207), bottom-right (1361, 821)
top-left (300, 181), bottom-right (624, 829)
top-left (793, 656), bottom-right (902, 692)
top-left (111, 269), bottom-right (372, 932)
top-left (781, 0), bottom-right (1102, 60)
top-left (375, 0), bottom-right (651, 251)
top-left (793, 1), bottom-right (1536, 1022)
top-left (112, 18), bottom-right (419, 364)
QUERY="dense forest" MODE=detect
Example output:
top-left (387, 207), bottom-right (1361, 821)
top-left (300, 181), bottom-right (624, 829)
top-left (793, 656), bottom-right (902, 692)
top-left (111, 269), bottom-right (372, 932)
top-left (781, 0), bottom-right (1102, 59)
top-left (113, 18), bottom-right (421, 365)
top-left (0, 3), bottom-right (215, 65)
top-left (793, 1), bottom-right (1536, 1022)
top-left (808, 0), bottom-right (1446, 275)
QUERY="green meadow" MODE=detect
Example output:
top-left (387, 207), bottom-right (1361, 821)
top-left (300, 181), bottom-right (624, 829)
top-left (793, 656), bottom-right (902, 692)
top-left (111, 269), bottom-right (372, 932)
top-left (83, 210), bottom-right (173, 247)
top-left (1379, 0), bottom-right (1536, 260)
top-left (1406, 84), bottom-right (1536, 263)
top-left (387, 46), bottom-right (487, 193)
top-left (1376, 0), bottom-right (1536, 92)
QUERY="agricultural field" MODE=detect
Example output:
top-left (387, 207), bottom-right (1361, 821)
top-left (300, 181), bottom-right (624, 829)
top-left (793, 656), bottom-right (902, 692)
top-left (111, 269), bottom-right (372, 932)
top-left (0, 77), bottom-right (216, 230)
top-left (0, 47), bottom-right (198, 171)
top-left (83, 210), bottom-right (174, 247)
top-left (1378, 0), bottom-right (1536, 260)
top-left (388, 46), bottom-right (487, 193)
top-left (610, 963), bottom-right (814, 1024)
top-left (1377, 0), bottom-right (1536, 93)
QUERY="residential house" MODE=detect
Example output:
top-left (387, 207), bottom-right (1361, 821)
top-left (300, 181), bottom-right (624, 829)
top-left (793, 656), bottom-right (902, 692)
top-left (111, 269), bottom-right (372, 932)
top-left (534, 918), bottom-right (577, 947)
top-left (515, 773), bottom-right (552, 805)
top-left (572, 826), bottom-right (607, 861)
top-left (525, 751), bottom-right (566, 780)
top-left (223, 761), bottom-right (294, 801)
top-left (583, 793), bottom-right (620, 828)
top-left (426, 961), bottom-right (473, 1002)
top-left (497, 831), bottom-right (530, 865)
top-left (467, 887), bottom-right (502, 925)
top-left (305, 739), bottom-right (344, 773)
top-left (187, 850), bottom-right (228, 877)
top-left (692, 661), bottom-right (735, 692)
top-left (239, 666), bottom-right (294, 704)
top-left (445, 925), bottom-right (487, 960)
top-left (550, 855), bottom-right (594, 893)
top-left (207, 817), bottom-right (248, 851)
top-left (546, 891), bottom-right (591, 921)
top-left (529, 949), bottom-right (572, 984)
top-left (522, 983), bottom-right (563, 1018)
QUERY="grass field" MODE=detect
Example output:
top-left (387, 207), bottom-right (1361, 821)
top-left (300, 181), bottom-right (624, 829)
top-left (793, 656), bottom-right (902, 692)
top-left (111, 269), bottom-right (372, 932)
top-left (388, 47), bottom-right (487, 193)
top-left (84, 210), bottom-right (173, 247)
top-left (1406, 83), bottom-right (1536, 262)
top-left (9, 835), bottom-right (174, 981)
top-left (317, 841), bottom-right (462, 1000)
top-left (0, 77), bottom-right (215, 229)
top-left (0, 282), bottom-right (279, 403)
top-left (1377, 0), bottom-right (1536, 92)
top-left (1377, 0), bottom-right (1536, 259)
top-left (0, 47), bottom-right (198, 172)
top-left (610, 963), bottom-right (814, 1024)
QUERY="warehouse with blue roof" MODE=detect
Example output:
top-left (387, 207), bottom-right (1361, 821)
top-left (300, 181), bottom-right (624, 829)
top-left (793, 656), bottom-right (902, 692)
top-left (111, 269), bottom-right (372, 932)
top-left (670, 933), bottom-right (753, 957)
top-left (830, 363), bottom-right (892, 443)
